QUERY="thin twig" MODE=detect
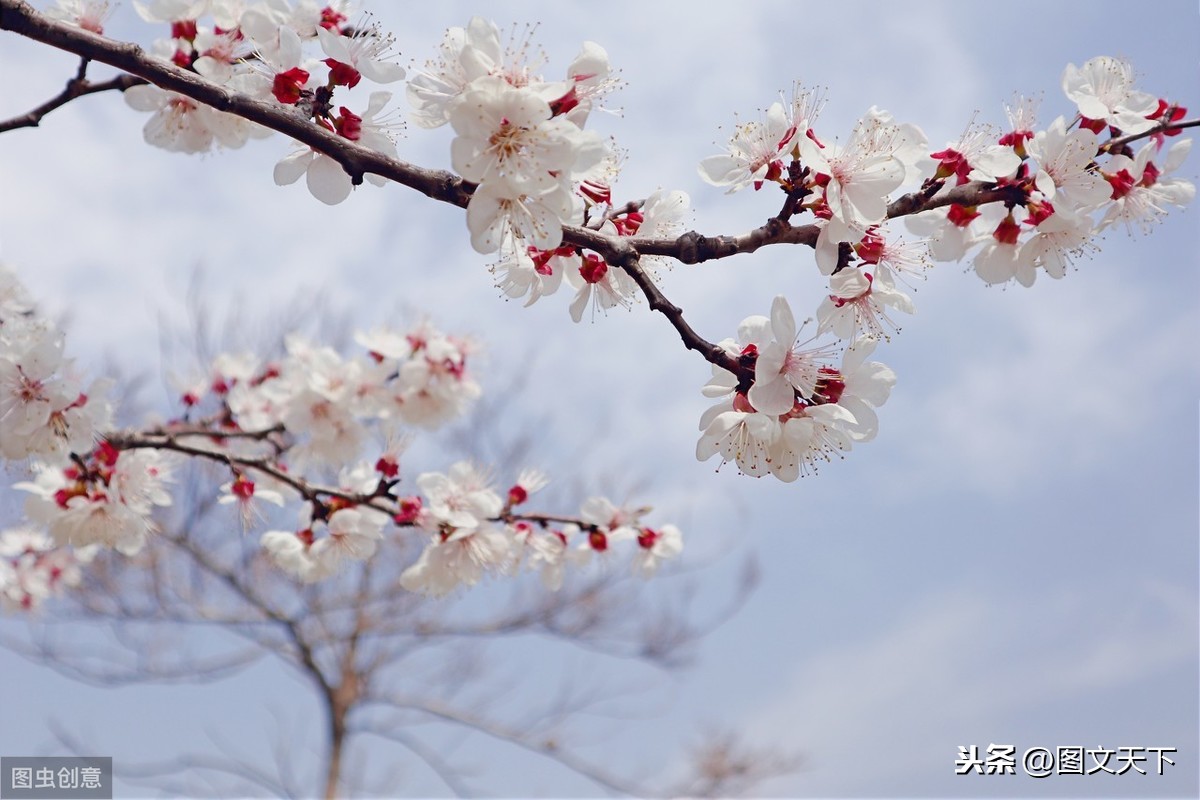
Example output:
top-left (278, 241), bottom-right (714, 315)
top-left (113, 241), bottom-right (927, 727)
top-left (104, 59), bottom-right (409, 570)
top-left (0, 56), bottom-right (145, 133)
top-left (1101, 117), bottom-right (1200, 153)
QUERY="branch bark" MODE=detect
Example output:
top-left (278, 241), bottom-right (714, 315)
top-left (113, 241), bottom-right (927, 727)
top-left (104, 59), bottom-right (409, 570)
top-left (0, 56), bottom-right (145, 132)
top-left (5, 0), bottom-right (1187, 384)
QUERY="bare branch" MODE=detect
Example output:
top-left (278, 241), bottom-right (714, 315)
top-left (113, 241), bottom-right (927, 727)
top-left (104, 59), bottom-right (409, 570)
top-left (0, 57), bottom-right (145, 133)
top-left (352, 723), bottom-right (477, 798)
top-left (52, 722), bottom-right (294, 799)
top-left (670, 730), bottom-right (803, 798)
top-left (363, 690), bottom-right (647, 796)
top-left (1101, 116), bottom-right (1200, 153)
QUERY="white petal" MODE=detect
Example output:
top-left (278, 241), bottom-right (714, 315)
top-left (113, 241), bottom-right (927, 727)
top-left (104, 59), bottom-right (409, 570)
top-left (306, 155), bottom-right (353, 205)
top-left (316, 26), bottom-right (353, 64)
top-left (359, 60), bottom-right (406, 84)
top-left (124, 84), bottom-right (164, 112)
top-left (748, 377), bottom-right (794, 416)
top-left (273, 148), bottom-right (313, 186)
top-left (770, 295), bottom-right (796, 343)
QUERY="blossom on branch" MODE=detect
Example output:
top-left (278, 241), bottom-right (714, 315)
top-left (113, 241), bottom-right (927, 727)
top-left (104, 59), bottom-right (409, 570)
top-left (1, 269), bottom-right (111, 461)
top-left (1, 3), bottom-right (1197, 612)
top-left (1062, 55), bottom-right (1158, 134)
top-left (1099, 139), bottom-right (1195, 234)
top-left (0, 527), bottom-right (95, 611)
top-left (697, 299), bottom-right (895, 482)
top-left (698, 100), bottom-right (801, 193)
top-left (16, 445), bottom-right (176, 555)
top-left (45, 0), bottom-right (112, 34)
top-left (810, 109), bottom-right (922, 274)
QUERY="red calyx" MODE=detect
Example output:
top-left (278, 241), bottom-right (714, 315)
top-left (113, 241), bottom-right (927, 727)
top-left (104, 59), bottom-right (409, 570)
top-left (578, 179), bottom-right (611, 206)
top-left (334, 107), bottom-right (362, 140)
top-left (324, 59), bottom-right (361, 89)
top-left (1139, 162), bottom-right (1160, 188)
top-left (579, 254), bottom-right (608, 284)
top-left (171, 20), bottom-right (198, 41)
top-left (394, 497), bottom-right (422, 525)
top-left (251, 364), bottom-right (281, 386)
top-left (776, 125), bottom-right (798, 152)
top-left (319, 6), bottom-right (348, 32)
top-left (529, 245), bottom-right (574, 276)
top-left (637, 528), bottom-right (658, 549)
top-left (326, 497), bottom-right (352, 515)
top-left (549, 85), bottom-right (580, 117)
top-left (1148, 100), bottom-right (1187, 135)
top-left (54, 486), bottom-right (82, 509)
top-left (854, 230), bottom-right (885, 265)
top-left (1023, 199), bottom-right (1055, 227)
top-left (231, 474), bottom-right (256, 500)
top-left (94, 440), bottom-right (120, 468)
top-left (930, 148), bottom-right (971, 185)
top-left (272, 67), bottom-right (310, 105)
top-left (612, 211), bottom-right (644, 236)
top-left (588, 529), bottom-right (609, 552)
top-left (993, 214), bottom-right (1021, 245)
top-left (1106, 168), bottom-right (1137, 199)
top-left (998, 129), bottom-right (1033, 158)
top-left (815, 366), bottom-right (846, 404)
top-left (947, 203), bottom-right (981, 228)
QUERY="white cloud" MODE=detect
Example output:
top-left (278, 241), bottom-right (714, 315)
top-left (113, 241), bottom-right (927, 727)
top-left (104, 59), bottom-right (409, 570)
top-left (881, 262), bottom-right (1196, 496)
top-left (747, 580), bottom-right (1197, 796)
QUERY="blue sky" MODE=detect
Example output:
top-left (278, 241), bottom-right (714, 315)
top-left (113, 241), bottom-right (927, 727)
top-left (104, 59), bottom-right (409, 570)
top-left (1, 0), bottom-right (1197, 796)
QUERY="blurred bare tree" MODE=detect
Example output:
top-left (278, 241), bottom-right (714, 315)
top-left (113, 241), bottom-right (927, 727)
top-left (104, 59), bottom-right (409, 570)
top-left (0, 284), bottom-right (796, 798)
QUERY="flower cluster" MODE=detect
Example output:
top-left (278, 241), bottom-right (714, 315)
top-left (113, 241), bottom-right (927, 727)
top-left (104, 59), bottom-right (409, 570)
top-left (0, 527), bottom-right (94, 612)
top-left (15, 441), bottom-right (176, 555)
top-left (408, 17), bottom-right (618, 253)
top-left (0, 265), bottom-right (682, 606)
top-left (260, 493), bottom-right (389, 583)
top-left (113, 5), bottom-right (689, 306)
top-left (491, 188), bottom-right (690, 321)
top-left (0, 263), bottom-right (111, 461)
top-left (397, 464), bottom-right (681, 595)
top-left (107, 0), bottom-right (406, 202)
top-left (181, 321), bottom-right (482, 469)
top-left (7, 3), bottom-right (1197, 582)
top-left (697, 296), bottom-right (894, 481)
top-left (701, 57), bottom-right (1192, 294)
top-left (911, 57), bottom-right (1192, 285)
top-left (694, 55), bottom-right (1191, 479)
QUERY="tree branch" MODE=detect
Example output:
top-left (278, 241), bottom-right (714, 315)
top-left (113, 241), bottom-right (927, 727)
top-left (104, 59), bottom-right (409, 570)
top-left (0, 0), bottom-right (472, 204)
top-left (107, 429), bottom-right (616, 536)
top-left (363, 690), bottom-right (645, 796)
top-left (0, 56), bottom-right (145, 133)
top-left (1, 0), bottom-right (1137, 385)
top-left (1101, 117), bottom-right (1200, 153)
